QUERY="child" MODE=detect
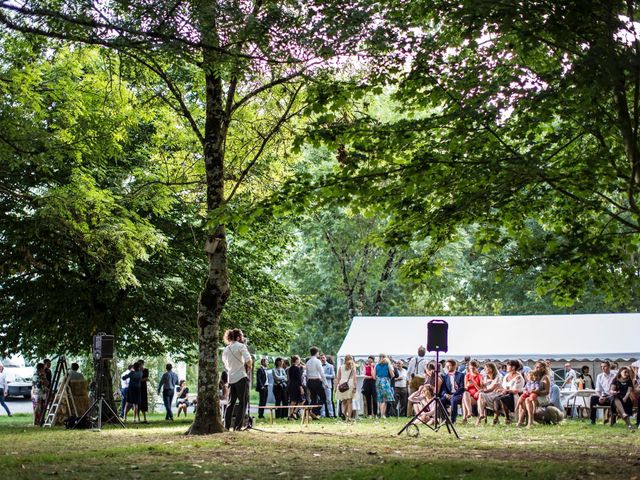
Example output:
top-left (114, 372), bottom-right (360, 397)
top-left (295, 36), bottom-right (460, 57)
top-left (175, 380), bottom-right (190, 417)
top-left (516, 371), bottom-right (539, 427)
top-left (409, 384), bottom-right (436, 426)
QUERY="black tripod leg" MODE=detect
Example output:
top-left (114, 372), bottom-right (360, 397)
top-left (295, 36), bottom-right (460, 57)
top-left (101, 398), bottom-right (126, 428)
top-left (437, 398), bottom-right (459, 439)
top-left (398, 409), bottom-right (424, 435)
top-left (72, 399), bottom-right (98, 429)
top-left (441, 399), bottom-right (452, 433)
top-left (397, 398), bottom-right (436, 435)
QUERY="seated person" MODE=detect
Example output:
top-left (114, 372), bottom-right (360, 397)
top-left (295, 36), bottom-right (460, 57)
top-left (516, 371), bottom-right (539, 426)
top-left (67, 363), bottom-right (85, 382)
top-left (549, 383), bottom-right (563, 411)
top-left (423, 363), bottom-right (441, 393)
top-left (610, 367), bottom-right (635, 430)
top-left (523, 361), bottom-right (551, 428)
top-left (175, 380), bottom-right (190, 417)
top-left (533, 405), bottom-right (565, 424)
top-left (493, 360), bottom-right (524, 425)
top-left (461, 360), bottom-right (483, 423)
top-left (476, 362), bottom-right (502, 425)
top-left (534, 383), bottom-right (565, 425)
top-left (589, 361), bottom-right (616, 425)
top-left (408, 383), bottom-right (429, 415)
top-left (409, 384), bottom-right (436, 426)
top-left (439, 359), bottom-right (465, 423)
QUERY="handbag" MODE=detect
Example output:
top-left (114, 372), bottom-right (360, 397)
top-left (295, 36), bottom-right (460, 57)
top-left (338, 368), bottom-right (353, 393)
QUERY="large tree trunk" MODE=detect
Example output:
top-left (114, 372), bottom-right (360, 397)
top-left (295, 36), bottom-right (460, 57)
top-left (188, 56), bottom-right (230, 434)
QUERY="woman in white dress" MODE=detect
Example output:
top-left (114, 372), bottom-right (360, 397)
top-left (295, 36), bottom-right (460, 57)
top-left (493, 360), bottom-right (525, 424)
top-left (335, 354), bottom-right (357, 421)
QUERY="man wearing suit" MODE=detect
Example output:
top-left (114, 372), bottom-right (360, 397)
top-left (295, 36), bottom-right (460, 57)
top-left (256, 358), bottom-right (269, 419)
top-left (439, 359), bottom-right (465, 423)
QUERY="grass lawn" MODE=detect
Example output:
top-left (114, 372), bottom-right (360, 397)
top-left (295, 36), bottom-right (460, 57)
top-left (0, 413), bottom-right (638, 479)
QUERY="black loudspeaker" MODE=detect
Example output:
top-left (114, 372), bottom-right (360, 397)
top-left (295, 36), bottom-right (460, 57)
top-left (427, 320), bottom-right (448, 352)
top-left (93, 334), bottom-right (114, 360)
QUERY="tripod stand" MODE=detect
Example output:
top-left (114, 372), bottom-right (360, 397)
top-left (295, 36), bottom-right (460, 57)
top-left (397, 350), bottom-right (459, 439)
top-left (73, 359), bottom-right (125, 431)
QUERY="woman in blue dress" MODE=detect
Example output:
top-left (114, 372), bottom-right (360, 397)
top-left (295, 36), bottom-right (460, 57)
top-left (372, 353), bottom-right (395, 418)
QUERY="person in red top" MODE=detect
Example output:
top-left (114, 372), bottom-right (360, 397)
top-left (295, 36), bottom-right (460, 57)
top-left (362, 356), bottom-right (378, 417)
top-left (461, 360), bottom-right (484, 423)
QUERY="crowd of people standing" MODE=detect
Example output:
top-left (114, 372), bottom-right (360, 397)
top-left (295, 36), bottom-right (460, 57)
top-left (220, 329), bottom-right (340, 429)
top-left (19, 338), bottom-right (638, 431)
top-left (121, 361), bottom-right (192, 423)
top-left (232, 340), bottom-right (640, 430)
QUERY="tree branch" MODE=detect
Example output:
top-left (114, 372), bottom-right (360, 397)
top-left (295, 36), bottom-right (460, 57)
top-left (544, 178), bottom-right (640, 231)
top-left (128, 179), bottom-right (205, 197)
top-left (373, 247), bottom-right (397, 316)
top-left (231, 68), bottom-right (310, 113)
top-left (0, 2), bottom-right (238, 58)
top-left (225, 84), bottom-right (303, 202)
top-left (123, 51), bottom-right (205, 145)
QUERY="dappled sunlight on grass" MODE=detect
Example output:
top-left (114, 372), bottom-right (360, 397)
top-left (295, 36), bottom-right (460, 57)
top-left (0, 414), bottom-right (638, 479)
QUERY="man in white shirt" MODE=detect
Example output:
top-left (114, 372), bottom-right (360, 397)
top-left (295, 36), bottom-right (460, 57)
top-left (0, 364), bottom-right (12, 416)
top-left (305, 347), bottom-right (328, 419)
top-left (222, 328), bottom-right (252, 430)
top-left (589, 360), bottom-right (616, 424)
top-left (407, 346), bottom-right (428, 396)
top-left (562, 363), bottom-right (577, 391)
top-left (120, 364), bottom-right (132, 417)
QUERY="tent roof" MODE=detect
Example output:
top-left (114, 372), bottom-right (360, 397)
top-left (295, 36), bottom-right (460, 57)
top-left (337, 314), bottom-right (640, 362)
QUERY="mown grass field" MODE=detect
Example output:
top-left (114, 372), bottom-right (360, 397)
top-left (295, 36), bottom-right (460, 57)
top-left (0, 413), bottom-right (638, 479)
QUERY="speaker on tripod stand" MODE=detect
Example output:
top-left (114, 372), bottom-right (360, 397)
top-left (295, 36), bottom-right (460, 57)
top-left (73, 333), bottom-right (125, 430)
top-left (398, 319), bottom-right (459, 438)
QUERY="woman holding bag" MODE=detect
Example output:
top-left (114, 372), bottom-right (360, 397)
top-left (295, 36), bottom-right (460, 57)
top-left (335, 354), bottom-right (357, 421)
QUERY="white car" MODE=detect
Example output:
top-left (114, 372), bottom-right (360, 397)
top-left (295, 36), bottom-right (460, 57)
top-left (1, 356), bottom-right (34, 399)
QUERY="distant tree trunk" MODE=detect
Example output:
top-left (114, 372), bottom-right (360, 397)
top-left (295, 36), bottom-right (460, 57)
top-left (356, 244), bottom-right (371, 315)
top-left (321, 227), bottom-right (357, 319)
top-left (188, 50), bottom-right (230, 434)
top-left (373, 248), bottom-right (397, 316)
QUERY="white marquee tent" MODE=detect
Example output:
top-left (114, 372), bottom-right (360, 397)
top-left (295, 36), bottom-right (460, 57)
top-left (337, 314), bottom-right (640, 363)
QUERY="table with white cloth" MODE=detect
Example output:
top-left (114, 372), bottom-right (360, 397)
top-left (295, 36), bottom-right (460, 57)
top-left (561, 388), bottom-right (595, 418)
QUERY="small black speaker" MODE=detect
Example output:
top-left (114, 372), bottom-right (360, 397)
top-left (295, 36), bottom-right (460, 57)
top-left (93, 334), bottom-right (114, 360)
top-left (427, 320), bottom-right (448, 352)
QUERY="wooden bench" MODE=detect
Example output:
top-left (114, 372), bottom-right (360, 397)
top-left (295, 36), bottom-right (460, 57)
top-left (592, 405), bottom-right (638, 424)
top-left (592, 405), bottom-right (612, 423)
top-left (257, 405), bottom-right (321, 426)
